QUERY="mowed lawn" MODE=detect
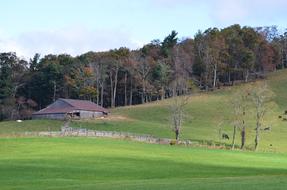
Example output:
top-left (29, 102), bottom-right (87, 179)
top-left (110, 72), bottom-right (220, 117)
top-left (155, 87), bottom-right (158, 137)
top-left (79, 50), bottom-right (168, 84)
top-left (0, 137), bottom-right (287, 190)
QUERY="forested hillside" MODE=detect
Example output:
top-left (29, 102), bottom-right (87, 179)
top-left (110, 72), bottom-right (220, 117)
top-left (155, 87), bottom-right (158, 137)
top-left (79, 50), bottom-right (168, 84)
top-left (1, 25), bottom-right (287, 120)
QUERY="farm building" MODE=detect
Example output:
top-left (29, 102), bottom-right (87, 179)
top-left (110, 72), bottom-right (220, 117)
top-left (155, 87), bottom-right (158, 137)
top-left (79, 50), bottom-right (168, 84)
top-left (32, 98), bottom-right (109, 120)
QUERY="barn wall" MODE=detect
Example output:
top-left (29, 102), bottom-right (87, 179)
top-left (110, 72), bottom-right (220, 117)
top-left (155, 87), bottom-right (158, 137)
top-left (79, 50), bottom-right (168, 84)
top-left (33, 111), bottom-right (106, 120)
top-left (78, 110), bottom-right (104, 119)
top-left (32, 113), bottom-right (66, 120)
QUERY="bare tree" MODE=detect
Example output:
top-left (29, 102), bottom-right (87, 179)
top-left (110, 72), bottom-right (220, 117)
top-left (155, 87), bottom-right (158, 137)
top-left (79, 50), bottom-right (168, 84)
top-left (135, 54), bottom-right (153, 103)
top-left (251, 83), bottom-right (274, 151)
top-left (230, 96), bottom-right (240, 150)
top-left (169, 95), bottom-right (189, 141)
top-left (216, 120), bottom-right (224, 143)
top-left (230, 86), bottom-right (250, 149)
top-left (109, 64), bottom-right (119, 108)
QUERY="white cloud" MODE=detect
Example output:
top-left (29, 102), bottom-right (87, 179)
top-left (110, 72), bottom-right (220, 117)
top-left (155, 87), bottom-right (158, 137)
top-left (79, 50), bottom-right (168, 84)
top-left (149, 0), bottom-right (287, 30)
top-left (1, 0), bottom-right (286, 59)
top-left (0, 26), bottom-right (142, 58)
top-left (209, 0), bottom-right (287, 26)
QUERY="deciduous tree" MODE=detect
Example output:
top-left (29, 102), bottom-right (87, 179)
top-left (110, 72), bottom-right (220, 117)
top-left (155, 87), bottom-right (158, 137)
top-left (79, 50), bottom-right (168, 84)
top-left (250, 83), bottom-right (274, 151)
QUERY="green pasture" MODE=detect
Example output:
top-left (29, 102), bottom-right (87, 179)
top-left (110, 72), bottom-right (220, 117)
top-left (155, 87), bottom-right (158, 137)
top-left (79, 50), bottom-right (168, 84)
top-left (0, 137), bottom-right (287, 190)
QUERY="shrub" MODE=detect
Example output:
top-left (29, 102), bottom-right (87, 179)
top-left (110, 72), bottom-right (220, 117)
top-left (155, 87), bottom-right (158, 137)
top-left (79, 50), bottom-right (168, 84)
top-left (169, 139), bottom-right (177, 145)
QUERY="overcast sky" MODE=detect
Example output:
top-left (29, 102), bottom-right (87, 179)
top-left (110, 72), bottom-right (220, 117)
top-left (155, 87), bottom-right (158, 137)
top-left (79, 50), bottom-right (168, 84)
top-left (0, 0), bottom-right (286, 58)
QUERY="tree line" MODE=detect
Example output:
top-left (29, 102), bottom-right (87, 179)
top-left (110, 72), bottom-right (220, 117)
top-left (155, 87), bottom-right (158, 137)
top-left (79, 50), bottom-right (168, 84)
top-left (0, 24), bottom-right (287, 120)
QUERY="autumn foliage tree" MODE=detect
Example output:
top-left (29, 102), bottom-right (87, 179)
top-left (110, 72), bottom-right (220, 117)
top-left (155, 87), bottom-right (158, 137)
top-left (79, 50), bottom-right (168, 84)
top-left (0, 25), bottom-right (286, 122)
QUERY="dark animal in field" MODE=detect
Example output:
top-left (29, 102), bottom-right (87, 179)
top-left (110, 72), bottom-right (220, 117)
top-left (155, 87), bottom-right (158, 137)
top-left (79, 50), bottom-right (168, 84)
top-left (264, 127), bottom-right (271, 131)
top-left (169, 140), bottom-right (177, 146)
top-left (279, 115), bottom-right (282, 119)
top-left (285, 110), bottom-right (287, 114)
top-left (222, 133), bottom-right (229, 140)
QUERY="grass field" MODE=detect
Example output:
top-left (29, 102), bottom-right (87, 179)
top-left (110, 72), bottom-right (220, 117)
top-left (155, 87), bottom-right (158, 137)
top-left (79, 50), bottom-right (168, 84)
top-left (0, 137), bottom-right (287, 190)
top-left (1, 70), bottom-right (287, 189)
top-left (1, 70), bottom-right (287, 152)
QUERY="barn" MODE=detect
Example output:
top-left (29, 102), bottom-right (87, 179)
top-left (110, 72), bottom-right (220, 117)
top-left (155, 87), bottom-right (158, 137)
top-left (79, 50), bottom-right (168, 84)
top-left (32, 98), bottom-right (109, 120)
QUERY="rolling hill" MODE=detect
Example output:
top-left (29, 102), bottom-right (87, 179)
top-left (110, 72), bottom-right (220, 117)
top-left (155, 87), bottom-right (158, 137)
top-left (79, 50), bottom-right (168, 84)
top-left (1, 70), bottom-right (287, 190)
top-left (74, 69), bottom-right (287, 152)
top-left (1, 70), bottom-right (287, 152)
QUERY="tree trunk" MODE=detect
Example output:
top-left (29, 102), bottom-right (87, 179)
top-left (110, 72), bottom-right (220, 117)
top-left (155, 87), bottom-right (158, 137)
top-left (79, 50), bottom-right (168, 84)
top-left (205, 72), bottom-right (209, 91)
top-left (96, 92), bottom-right (99, 105)
top-left (124, 72), bottom-right (127, 106)
top-left (241, 110), bottom-right (246, 149)
top-left (53, 81), bottom-right (57, 102)
top-left (255, 121), bottom-right (260, 151)
top-left (245, 70), bottom-right (249, 82)
top-left (96, 77), bottom-right (99, 105)
top-left (281, 48), bottom-right (285, 69)
top-left (129, 77), bottom-right (133, 106)
top-left (113, 68), bottom-right (119, 107)
top-left (161, 86), bottom-right (165, 100)
top-left (175, 128), bottom-right (179, 141)
top-left (101, 82), bottom-right (104, 107)
top-left (109, 72), bottom-right (114, 107)
top-left (232, 125), bottom-right (237, 150)
top-left (241, 126), bottom-right (246, 149)
top-left (142, 78), bottom-right (145, 103)
top-left (10, 109), bottom-right (15, 120)
top-left (213, 64), bottom-right (217, 88)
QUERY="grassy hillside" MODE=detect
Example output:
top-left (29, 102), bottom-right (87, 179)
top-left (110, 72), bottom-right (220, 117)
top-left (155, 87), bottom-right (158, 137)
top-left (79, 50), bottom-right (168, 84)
top-left (72, 70), bottom-right (287, 152)
top-left (1, 137), bottom-right (287, 190)
top-left (1, 70), bottom-right (287, 152)
top-left (1, 71), bottom-right (287, 189)
top-left (0, 120), bottom-right (63, 135)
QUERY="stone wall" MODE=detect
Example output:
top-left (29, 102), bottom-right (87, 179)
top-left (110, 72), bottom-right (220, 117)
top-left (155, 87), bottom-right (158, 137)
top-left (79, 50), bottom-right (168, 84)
top-left (21, 127), bottom-right (193, 145)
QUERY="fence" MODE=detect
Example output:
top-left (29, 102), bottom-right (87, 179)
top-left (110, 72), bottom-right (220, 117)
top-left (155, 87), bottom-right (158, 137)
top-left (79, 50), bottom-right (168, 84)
top-left (21, 126), bottom-right (193, 145)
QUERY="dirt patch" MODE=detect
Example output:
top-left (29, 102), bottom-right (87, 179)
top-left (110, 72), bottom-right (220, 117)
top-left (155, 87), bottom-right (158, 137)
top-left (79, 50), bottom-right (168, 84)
top-left (96, 115), bottom-right (134, 121)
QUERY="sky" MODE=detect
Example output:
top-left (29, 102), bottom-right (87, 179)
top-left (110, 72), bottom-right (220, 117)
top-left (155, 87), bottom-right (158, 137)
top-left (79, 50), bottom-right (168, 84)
top-left (0, 0), bottom-right (286, 58)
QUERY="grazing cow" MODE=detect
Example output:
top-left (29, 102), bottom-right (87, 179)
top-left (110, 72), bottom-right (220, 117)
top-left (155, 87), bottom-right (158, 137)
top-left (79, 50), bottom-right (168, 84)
top-left (222, 133), bottom-right (229, 140)
top-left (264, 127), bottom-right (271, 131)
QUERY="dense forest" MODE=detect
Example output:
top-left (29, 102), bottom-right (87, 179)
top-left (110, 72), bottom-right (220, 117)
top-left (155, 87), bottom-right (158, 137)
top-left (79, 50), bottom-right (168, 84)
top-left (1, 24), bottom-right (287, 120)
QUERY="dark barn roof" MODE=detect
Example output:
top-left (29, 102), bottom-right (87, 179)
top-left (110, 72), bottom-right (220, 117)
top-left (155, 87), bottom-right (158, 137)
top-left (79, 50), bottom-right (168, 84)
top-left (33, 98), bottom-right (108, 115)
